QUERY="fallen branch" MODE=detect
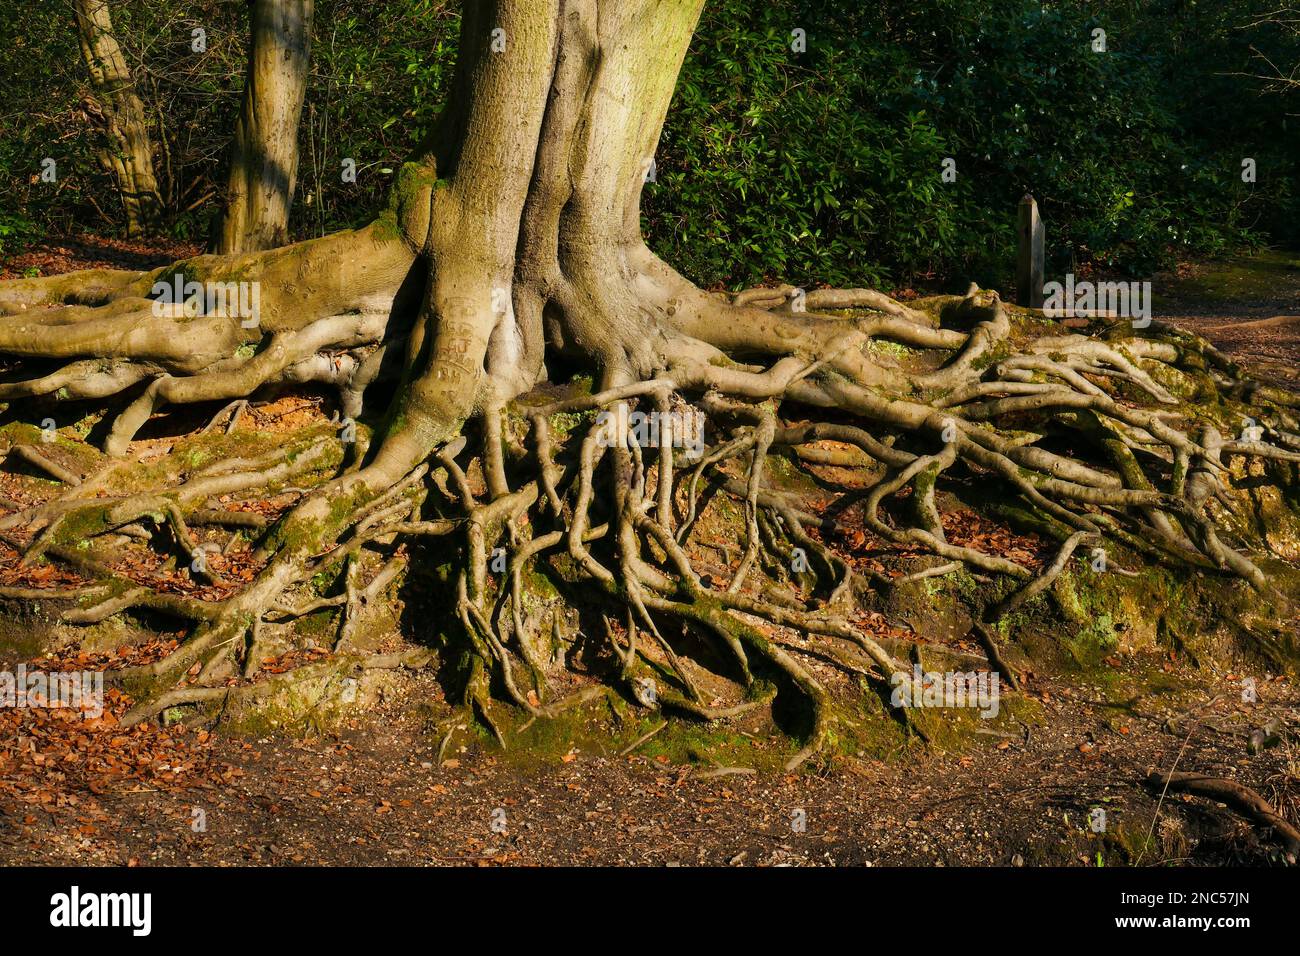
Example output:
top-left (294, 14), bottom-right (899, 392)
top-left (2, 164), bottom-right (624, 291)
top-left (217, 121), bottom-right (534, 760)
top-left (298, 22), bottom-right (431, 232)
top-left (1145, 770), bottom-right (1300, 862)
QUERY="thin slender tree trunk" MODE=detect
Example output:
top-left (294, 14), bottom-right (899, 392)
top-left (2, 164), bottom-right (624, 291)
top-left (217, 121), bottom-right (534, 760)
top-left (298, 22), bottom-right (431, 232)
top-left (73, 0), bottom-right (164, 237)
top-left (214, 0), bottom-right (314, 254)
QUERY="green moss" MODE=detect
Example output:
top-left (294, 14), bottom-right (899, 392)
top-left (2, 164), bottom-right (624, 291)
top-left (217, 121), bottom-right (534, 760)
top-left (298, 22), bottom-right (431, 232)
top-left (0, 616), bottom-right (59, 660)
top-left (293, 609), bottom-right (336, 638)
top-left (520, 561), bottom-right (560, 602)
top-left (51, 505), bottom-right (112, 546)
top-left (309, 559), bottom-right (345, 596)
top-left (865, 338), bottom-right (915, 358)
top-left (637, 718), bottom-right (793, 771)
top-left (371, 208), bottom-right (403, 244)
top-left (220, 668), bottom-right (364, 738)
top-left (266, 515), bottom-right (324, 555)
top-left (971, 340), bottom-right (1013, 371)
top-left (387, 161), bottom-right (442, 216)
top-left (761, 448), bottom-right (817, 494)
top-left (903, 683), bottom-right (1041, 754)
top-left (490, 691), bottom-right (804, 772)
top-left (546, 408), bottom-right (596, 436)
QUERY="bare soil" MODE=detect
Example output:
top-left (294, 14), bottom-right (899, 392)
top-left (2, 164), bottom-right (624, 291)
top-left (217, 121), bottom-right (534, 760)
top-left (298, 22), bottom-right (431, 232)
top-left (1, 656), bottom-right (1297, 867)
top-left (1152, 250), bottom-right (1300, 389)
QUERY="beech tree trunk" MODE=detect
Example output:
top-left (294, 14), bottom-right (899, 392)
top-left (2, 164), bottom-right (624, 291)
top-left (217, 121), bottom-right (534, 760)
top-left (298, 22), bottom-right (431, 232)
top-left (73, 0), bottom-right (164, 237)
top-left (389, 0), bottom-right (708, 445)
top-left (214, 0), bottom-right (314, 254)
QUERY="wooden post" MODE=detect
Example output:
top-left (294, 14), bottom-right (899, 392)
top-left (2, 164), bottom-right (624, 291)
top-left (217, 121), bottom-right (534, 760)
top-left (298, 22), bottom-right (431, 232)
top-left (1017, 193), bottom-right (1044, 309)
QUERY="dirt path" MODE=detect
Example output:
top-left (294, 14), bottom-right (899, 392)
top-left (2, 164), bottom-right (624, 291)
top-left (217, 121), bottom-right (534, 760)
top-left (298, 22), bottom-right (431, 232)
top-left (1153, 250), bottom-right (1300, 389)
top-left (0, 235), bottom-right (202, 281)
top-left (2, 660), bottom-right (1296, 867)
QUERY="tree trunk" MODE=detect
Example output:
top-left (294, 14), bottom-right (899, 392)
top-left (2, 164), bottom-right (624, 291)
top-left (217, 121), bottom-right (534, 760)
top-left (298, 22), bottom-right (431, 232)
top-left (393, 0), bottom-right (707, 441)
top-left (214, 0), bottom-right (314, 254)
top-left (73, 0), bottom-right (164, 237)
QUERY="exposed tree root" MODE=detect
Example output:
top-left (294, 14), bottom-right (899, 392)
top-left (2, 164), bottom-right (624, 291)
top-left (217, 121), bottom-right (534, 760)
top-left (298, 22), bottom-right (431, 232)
top-left (3, 0), bottom-right (1298, 762)
top-left (3, 248), bottom-right (1297, 768)
top-left (1146, 770), bottom-right (1300, 862)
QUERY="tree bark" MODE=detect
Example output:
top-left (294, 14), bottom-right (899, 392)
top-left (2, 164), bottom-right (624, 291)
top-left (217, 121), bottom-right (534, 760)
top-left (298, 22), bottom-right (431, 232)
top-left (390, 0), bottom-right (706, 444)
top-left (214, 0), bottom-right (314, 254)
top-left (73, 0), bottom-right (165, 237)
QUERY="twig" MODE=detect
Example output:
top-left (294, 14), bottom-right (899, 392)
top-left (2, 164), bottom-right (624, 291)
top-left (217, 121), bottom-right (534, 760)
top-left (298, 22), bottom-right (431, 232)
top-left (620, 720), bottom-right (668, 756)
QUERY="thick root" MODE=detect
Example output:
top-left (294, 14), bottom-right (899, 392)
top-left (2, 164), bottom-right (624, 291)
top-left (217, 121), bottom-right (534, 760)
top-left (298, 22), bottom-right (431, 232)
top-left (2, 262), bottom-right (1297, 766)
